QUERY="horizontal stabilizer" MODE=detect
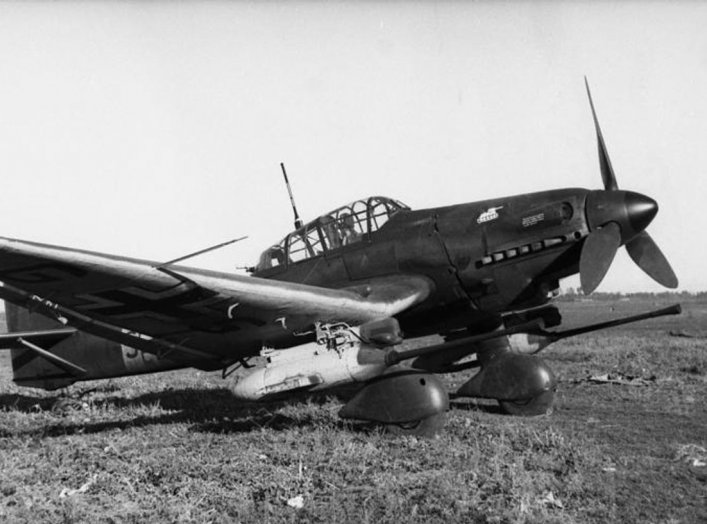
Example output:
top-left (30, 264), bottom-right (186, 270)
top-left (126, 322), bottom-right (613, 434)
top-left (1, 302), bottom-right (197, 391)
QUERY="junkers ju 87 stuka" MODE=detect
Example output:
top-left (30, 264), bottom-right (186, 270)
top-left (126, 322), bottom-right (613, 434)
top-left (0, 81), bottom-right (679, 435)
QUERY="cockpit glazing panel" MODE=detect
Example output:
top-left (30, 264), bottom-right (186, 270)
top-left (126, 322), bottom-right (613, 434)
top-left (256, 197), bottom-right (408, 271)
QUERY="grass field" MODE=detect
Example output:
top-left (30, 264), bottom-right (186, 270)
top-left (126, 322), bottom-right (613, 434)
top-left (0, 297), bottom-right (705, 523)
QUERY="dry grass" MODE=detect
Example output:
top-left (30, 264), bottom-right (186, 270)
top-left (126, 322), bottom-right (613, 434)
top-left (0, 297), bottom-right (705, 523)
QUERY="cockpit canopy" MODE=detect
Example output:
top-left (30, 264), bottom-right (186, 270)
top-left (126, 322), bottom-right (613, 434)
top-left (256, 196), bottom-right (409, 271)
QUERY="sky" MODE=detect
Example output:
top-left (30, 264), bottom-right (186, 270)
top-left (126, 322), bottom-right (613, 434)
top-left (0, 1), bottom-right (704, 293)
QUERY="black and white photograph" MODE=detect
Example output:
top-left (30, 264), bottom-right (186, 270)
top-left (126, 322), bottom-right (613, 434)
top-left (0, 2), bottom-right (704, 522)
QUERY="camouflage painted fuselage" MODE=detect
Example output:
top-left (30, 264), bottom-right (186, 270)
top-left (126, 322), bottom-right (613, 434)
top-left (254, 188), bottom-right (590, 337)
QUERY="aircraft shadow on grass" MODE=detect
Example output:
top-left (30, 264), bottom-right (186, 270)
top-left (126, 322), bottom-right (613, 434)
top-left (0, 388), bottom-right (317, 437)
top-left (0, 386), bottom-right (499, 438)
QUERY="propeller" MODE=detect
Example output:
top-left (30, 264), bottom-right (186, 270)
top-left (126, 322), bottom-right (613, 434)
top-left (585, 77), bottom-right (618, 191)
top-left (579, 222), bottom-right (621, 294)
top-left (579, 79), bottom-right (678, 294)
top-left (625, 231), bottom-right (679, 288)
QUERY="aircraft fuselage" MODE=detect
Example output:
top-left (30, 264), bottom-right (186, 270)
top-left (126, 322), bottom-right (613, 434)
top-left (254, 187), bottom-right (593, 337)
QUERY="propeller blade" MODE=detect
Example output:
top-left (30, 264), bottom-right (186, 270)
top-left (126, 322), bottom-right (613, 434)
top-left (585, 77), bottom-right (619, 191)
top-left (580, 222), bottom-right (621, 294)
top-left (625, 231), bottom-right (679, 288)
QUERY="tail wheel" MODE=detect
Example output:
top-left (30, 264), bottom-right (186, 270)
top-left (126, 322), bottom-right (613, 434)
top-left (499, 389), bottom-right (556, 416)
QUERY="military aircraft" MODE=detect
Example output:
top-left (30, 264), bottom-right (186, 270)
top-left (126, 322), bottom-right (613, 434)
top-left (0, 81), bottom-right (680, 435)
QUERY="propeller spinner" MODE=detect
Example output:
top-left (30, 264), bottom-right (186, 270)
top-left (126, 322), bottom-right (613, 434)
top-left (580, 79), bottom-right (678, 294)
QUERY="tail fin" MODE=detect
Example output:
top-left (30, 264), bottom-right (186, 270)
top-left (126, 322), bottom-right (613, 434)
top-left (5, 303), bottom-right (79, 389)
top-left (3, 302), bottom-right (190, 390)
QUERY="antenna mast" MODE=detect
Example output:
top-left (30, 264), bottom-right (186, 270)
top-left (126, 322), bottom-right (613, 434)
top-left (281, 162), bottom-right (303, 229)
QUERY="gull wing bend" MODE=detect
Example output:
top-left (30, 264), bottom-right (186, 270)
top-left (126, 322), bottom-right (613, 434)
top-left (0, 237), bottom-right (432, 363)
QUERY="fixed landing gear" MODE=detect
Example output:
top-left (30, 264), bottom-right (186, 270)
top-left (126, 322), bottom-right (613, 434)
top-left (386, 412), bottom-right (447, 437)
top-left (456, 350), bottom-right (557, 416)
top-left (339, 371), bottom-right (449, 437)
top-left (498, 389), bottom-right (556, 416)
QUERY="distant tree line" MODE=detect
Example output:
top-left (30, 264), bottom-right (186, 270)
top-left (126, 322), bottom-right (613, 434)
top-left (558, 288), bottom-right (707, 302)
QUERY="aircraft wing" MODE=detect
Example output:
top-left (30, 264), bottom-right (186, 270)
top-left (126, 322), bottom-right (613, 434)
top-left (0, 237), bottom-right (432, 363)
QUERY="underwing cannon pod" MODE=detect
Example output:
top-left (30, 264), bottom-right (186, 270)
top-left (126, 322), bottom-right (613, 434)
top-left (232, 319), bottom-right (400, 401)
top-left (232, 317), bottom-right (449, 435)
